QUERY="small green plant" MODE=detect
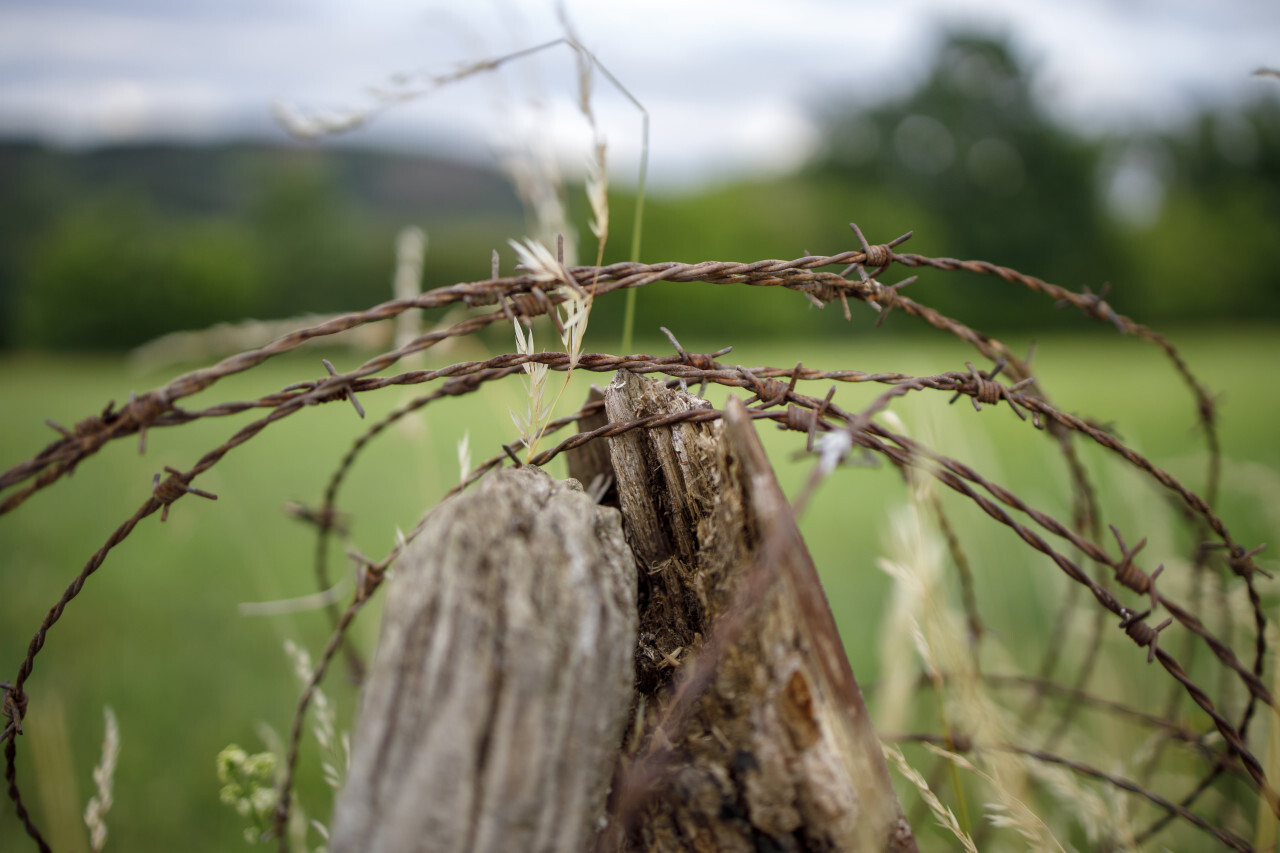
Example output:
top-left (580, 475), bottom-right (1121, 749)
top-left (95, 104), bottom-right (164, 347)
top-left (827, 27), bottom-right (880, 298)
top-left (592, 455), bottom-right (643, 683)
top-left (215, 640), bottom-right (349, 849)
top-left (216, 746), bottom-right (278, 845)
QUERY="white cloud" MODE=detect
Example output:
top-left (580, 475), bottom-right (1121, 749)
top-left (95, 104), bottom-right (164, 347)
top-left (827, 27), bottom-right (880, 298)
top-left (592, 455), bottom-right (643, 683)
top-left (0, 0), bottom-right (1276, 184)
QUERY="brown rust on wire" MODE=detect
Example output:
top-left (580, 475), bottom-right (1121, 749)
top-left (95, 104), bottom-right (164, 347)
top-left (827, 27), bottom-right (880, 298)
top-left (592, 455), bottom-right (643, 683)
top-left (1110, 524), bottom-right (1164, 611)
top-left (929, 491), bottom-right (985, 656)
top-left (273, 595), bottom-right (368, 850)
top-left (0, 222), bottom-right (1270, 851)
top-left (5, 344), bottom-right (1272, 849)
top-left (5, 357), bottom-right (1264, 684)
top-left (151, 466), bottom-right (218, 522)
top-left (0, 225), bottom-right (1219, 518)
top-left (0, 229), bottom-right (916, 511)
top-left (265, 371), bottom-right (1276, 842)
top-left (891, 247), bottom-right (1223, 505)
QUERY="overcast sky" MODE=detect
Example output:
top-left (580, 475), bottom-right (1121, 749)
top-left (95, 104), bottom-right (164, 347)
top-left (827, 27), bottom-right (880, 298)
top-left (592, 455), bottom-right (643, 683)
top-left (1, 0), bottom-right (1277, 188)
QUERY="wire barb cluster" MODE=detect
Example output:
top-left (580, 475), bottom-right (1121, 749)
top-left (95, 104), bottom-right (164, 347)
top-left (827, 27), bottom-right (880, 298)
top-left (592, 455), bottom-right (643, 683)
top-left (150, 466), bottom-right (218, 522)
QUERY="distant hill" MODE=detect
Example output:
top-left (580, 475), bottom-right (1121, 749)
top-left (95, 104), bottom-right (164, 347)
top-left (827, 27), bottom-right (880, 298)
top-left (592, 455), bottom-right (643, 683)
top-left (0, 139), bottom-right (524, 221)
top-left (0, 140), bottom-right (529, 349)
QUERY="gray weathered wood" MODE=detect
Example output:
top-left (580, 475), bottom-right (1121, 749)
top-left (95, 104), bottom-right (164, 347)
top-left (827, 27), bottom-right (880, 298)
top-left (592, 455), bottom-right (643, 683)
top-left (329, 467), bottom-right (638, 853)
top-left (603, 370), bottom-right (916, 852)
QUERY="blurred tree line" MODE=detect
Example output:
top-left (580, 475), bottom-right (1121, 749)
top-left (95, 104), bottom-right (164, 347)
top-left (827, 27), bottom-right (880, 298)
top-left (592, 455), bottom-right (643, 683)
top-left (1, 31), bottom-right (1276, 350)
top-left (0, 144), bottom-right (525, 349)
top-left (602, 33), bottom-right (1280, 339)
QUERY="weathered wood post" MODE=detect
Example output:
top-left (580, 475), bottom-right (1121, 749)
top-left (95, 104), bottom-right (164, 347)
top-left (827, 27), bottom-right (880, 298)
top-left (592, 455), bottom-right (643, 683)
top-left (330, 370), bottom-right (915, 852)
top-left (329, 468), bottom-right (639, 852)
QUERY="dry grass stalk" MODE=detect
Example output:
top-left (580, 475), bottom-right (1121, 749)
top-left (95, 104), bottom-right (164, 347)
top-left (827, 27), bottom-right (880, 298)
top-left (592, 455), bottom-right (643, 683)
top-left (82, 706), bottom-right (119, 853)
top-left (923, 744), bottom-right (1065, 853)
top-left (884, 744), bottom-right (979, 853)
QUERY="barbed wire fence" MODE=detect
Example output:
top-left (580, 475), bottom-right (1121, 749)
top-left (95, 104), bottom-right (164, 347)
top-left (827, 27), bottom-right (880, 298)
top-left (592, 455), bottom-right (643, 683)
top-left (0, 219), bottom-right (1275, 851)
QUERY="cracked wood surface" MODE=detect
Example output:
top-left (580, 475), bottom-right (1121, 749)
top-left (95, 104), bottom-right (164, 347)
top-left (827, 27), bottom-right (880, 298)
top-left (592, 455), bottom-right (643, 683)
top-left (603, 370), bottom-right (915, 852)
top-left (330, 468), bottom-right (638, 853)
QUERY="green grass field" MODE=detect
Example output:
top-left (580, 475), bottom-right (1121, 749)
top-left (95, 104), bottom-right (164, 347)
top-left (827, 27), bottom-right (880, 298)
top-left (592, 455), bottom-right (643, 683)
top-left (1, 326), bottom-right (1278, 851)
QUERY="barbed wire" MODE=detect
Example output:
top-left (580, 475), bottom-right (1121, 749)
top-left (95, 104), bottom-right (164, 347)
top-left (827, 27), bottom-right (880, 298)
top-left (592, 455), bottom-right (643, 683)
top-left (272, 364), bottom-right (1271, 848)
top-left (1, 224), bottom-right (1267, 851)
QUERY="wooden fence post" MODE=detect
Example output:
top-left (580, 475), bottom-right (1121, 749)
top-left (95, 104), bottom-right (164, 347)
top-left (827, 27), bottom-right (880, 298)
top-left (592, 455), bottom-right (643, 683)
top-left (598, 370), bottom-right (916, 852)
top-left (329, 468), bottom-right (639, 853)
top-left (330, 370), bottom-right (915, 852)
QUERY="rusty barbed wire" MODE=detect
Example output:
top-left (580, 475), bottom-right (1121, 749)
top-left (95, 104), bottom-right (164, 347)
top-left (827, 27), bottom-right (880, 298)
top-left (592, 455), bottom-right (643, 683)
top-left (1, 225), bottom-right (1268, 851)
top-left (5, 356), bottom-right (1266, 849)
top-left (6, 350), bottom-right (1269, 848)
top-left (0, 230), bottom-right (1151, 845)
top-left (9, 222), bottom-right (1220, 512)
top-left (887, 239), bottom-right (1242, 769)
top-left (271, 365), bottom-right (1272, 848)
top-left (272, 591), bottom-right (368, 848)
top-left (731, 369), bottom-right (1274, 811)
top-left (891, 250), bottom-right (1223, 499)
top-left (854, 417), bottom-right (1268, 704)
top-left (1138, 758), bottom-right (1242, 845)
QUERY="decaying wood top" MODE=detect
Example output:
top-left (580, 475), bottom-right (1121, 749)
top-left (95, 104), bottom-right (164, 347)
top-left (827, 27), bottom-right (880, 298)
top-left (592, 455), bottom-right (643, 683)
top-left (601, 369), bottom-right (915, 853)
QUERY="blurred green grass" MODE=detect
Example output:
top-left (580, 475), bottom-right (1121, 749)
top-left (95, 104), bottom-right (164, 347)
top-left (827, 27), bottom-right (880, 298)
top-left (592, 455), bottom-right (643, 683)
top-left (1, 325), bottom-right (1277, 851)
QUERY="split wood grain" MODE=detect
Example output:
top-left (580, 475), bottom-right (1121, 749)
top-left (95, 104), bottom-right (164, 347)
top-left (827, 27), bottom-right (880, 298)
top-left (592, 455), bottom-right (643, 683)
top-left (603, 370), bottom-right (916, 852)
top-left (329, 467), bottom-right (638, 853)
